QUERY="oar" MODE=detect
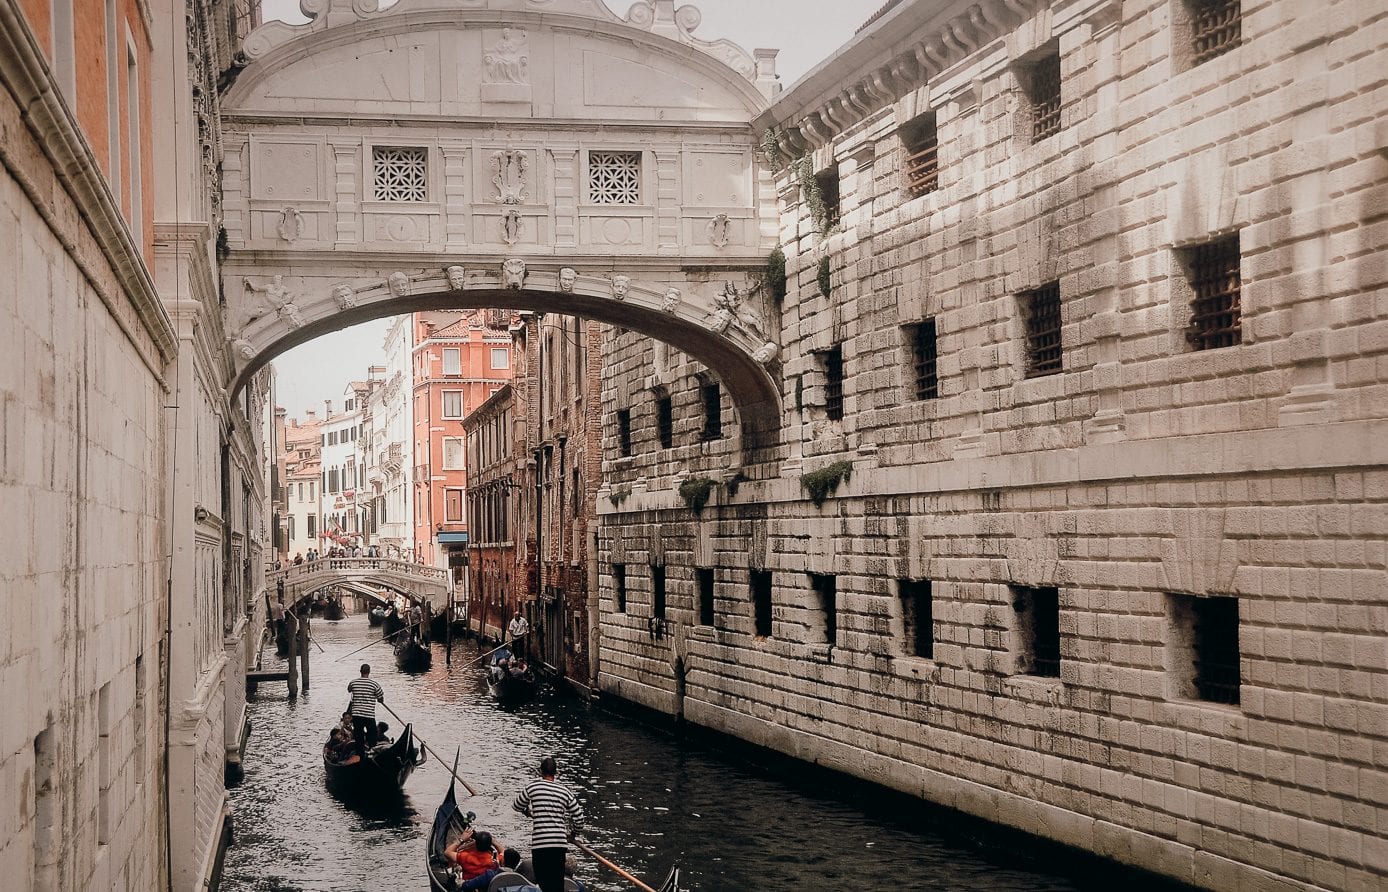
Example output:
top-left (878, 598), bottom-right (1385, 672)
top-left (379, 702), bottom-right (479, 797)
top-left (452, 634), bottom-right (527, 671)
top-left (572, 840), bottom-right (668, 892)
top-left (335, 624), bottom-right (412, 662)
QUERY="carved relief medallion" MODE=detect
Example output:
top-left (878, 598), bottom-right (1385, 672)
top-left (491, 150), bottom-right (529, 205)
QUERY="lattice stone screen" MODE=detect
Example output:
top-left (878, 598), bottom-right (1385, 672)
top-left (372, 146), bottom-right (427, 201)
top-left (589, 151), bottom-right (641, 204)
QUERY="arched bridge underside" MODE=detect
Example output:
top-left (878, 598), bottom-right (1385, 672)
top-left (230, 269), bottom-right (782, 458)
top-left (270, 559), bottom-right (450, 606)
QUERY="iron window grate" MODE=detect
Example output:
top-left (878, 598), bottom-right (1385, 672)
top-left (1014, 585), bottom-right (1061, 677)
top-left (821, 345), bottom-right (845, 421)
top-left (1023, 283), bottom-right (1063, 377)
top-left (1193, 597), bottom-right (1240, 704)
top-left (1192, 0), bottom-right (1241, 64)
top-left (1029, 53), bottom-right (1062, 143)
top-left (816, 167), bottom-right (842, 228)
top-left (1185, 236), bottom-right (1242, 350)
top-left (902, 113), bottom-right (939, 197)
top-left (910, 319), bottom-right (939, 399)
top-left (589, 151), bottom-right (641, 204)
top-left (372, 147), bottom-right (427, 202)
top-left (899, 579), bottom-right (934, 659)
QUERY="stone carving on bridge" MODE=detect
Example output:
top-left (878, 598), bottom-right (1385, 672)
top-left (611, 275), bottom-right (631, 300)
top-left (332, 283), bottom-right (358, 310)
top-left (704, 280), bottom-right (766, 342)
top-left (276, 207), bottom-right (303, 242)
top-left (243, 275), bottom-right (305, 329)
top-left (388, 271), bottom-right (411, 297)
top-left (706, 213), bottom-right (731, 248)
top-left (501, 209), bottom-right (522, 246)
top-left (446, 265), bottom-right (467, 291)
top-left (491, 150), bottom-right (529, 205)
top-left (752, 341), bottom-right (779, 365)
top-left (484, 28), bottom-right (529, 85)
top-left (503, 258), bottom-right (527, 290)
top-left (558, 267), bottom-right (577, 293)
top-left (662, 287), bottom-right (682, 313)
top-left (231, 338), bottom-right (256, 361)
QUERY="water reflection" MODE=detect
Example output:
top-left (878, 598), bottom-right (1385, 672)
top-left (223, 613), bottom-right (1182, 892)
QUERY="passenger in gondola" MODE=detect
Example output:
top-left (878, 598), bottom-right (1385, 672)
top-left (374, 721), bottom-right (392, 746)
top-left (324, 728), bottom-right (360, 765)
top-left (443, 830), bottom-right (508, 891)
top-left (483, 849), bottom-right (528, 892)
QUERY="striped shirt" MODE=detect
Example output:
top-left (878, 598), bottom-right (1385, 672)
top-left (347, 677), bottom-right (384, 718)
top-left (512, 777), bottom-right (582, 850)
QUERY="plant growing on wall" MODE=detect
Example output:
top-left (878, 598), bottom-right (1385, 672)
top-left (817, 255), bottom-right (832, 299)
top-left (678, 477), bottom-right (718, 514)
top-left (767, 246), bottom-right (787, 303)
top-left (800, 460), bottom-right (853, 507)
top-left (726, 471), bottom-right (749, 497)
top-left (795, 155), bottom-right (830, 237)
top-left (760, 127), bottom-right (785, 173)
top-left (609, 486), bottom-right (631, 507)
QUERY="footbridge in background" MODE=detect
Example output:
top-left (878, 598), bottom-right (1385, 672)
top-left (268, 558), bottom-right (451, 607)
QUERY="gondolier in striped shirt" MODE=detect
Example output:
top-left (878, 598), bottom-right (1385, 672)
top-left (346, 663), bottom-right (385, 754)
top-left (512, 756), bottom-right (582, 892)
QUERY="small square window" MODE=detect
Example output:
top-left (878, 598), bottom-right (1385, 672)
top-left (1167, 594), bottom-right (1240, 704)
top-left (1012, 585), bottom-right (1060, 677)
top-left (1181, 235), bottom-right (1242, 351)
top-left (373, 146), bottom-right (428, 202)
top-left (751, 570), bottom-right (773, 638)
top-left (1021, 49), bottom-right (1062, 143)
top-left (700, 381), bottom-right (722, 440)
top-left (612, 564), bottom-right (627, 613)
top-left (898, 579), bottom-right (933, 659)
top-left (442, 348), bottom-right (462, 376)
top-left (901, 112), bottom-right (939, 197)
top-left (651, 565), bottom-right (666, 620)
top-left (616, 408), bottom-right (633, 457)
top-left (808, 573), bottom-right (837, 647)
top-left (1021, 282), bottom-right (1063, 378)
top-left (442, 437), bottom-right (465, 470)
top-left (655, 392), bottom-right (673, 449)
top-left (589, 151), bottom-right (642, 204)
top-left (1187, 0), bottom-right (1241, 66)
top-left (697, 568), bottom-right (715, 627)
top-left (908, 319), bottom-right (939, 400)
top-left (818, 345), bottom-right (845, 421)
top-left (491, 348), bottom-right (510, 370)
top-left (441, 391), bottom-right (463, 419)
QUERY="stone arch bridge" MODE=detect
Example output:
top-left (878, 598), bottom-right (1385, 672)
top-left (269, 557), bottom-right (450, 607)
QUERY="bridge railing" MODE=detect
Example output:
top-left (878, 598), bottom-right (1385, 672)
top-left (266, 557), bottom-right (449, 586)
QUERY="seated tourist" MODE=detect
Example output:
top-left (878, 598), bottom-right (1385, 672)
top-left (485, 849), bottom-right (532, 892)
top-left (443, 830), bottom-right (506, 891)
top-left (514, 854), bottom-right (583, 892)
top-left (375, 721), bottom-right (392, 745)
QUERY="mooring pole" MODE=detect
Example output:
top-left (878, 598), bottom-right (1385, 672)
top-left (298, 613), bottom-right (311, 691)
top-left (285, 610), bottom-right (300, 698)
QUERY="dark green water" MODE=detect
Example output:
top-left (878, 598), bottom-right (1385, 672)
top-left (221, 612), bottom-right (1179, 892)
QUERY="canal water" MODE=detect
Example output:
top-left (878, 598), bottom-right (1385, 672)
top-left (223, 613), bottom-right (1175, 892)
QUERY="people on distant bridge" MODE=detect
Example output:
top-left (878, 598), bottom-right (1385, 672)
top-left (293, 552), bottom-right (303, 566)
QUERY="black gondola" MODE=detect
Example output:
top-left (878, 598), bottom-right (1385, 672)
top-left (323, 598), bottom-right (345, 621)
top-left (395, 633), bottom-right (433, 672)
top-left (486, 649), bottom-right (536, 702)
top-left (426, 752), bottom-right (476, 891)
top-left (323, 723), bottom-right (424, 793)
top-left (367, 606), bottom-right (386, 627)
top-left (382, 609), bottom-right (406, 639)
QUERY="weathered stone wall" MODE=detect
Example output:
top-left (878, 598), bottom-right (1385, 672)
top-left (0, 143), bottom-right (167, 891)
top-left (596, 1), bottom-right (1388, 889)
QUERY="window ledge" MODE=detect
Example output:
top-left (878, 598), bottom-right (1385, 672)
top-left (894, 655), bottom-right (938, 678)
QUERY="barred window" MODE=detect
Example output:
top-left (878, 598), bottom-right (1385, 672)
top-left (1167, 594), bottom-right (1240, 705)
top-left (809, 573), bottom-right (837, 647)
top-left (1024, 51), bottom-right (1062, 143)
top-left (1022, 282), bottom-right (1063, 378)
top-left (589, 151), bottom-right (641, 204)
top-left (908, 319), bottom-right (939, 400)
top-left (898, 579), bottom-right (934, 659)
top-left (655, 391), bottom-right (673, 449)
top-left (815, 166), bottom-right (842, 228)
top-left (701, 381), bottom-right (722, 440)
top-left (1183, 236), bottom-right (1242, 350)
top-left (1190, 0), bottom-right (1241, 65)
top-left (1012, 585), bottom-right (1060, 678)
top-left (616, 408), bottom-right (633, 457)
top-left (372, 146), bottom-right (428, 202)
top-left (613, 564), bottom-right (627, 613)
top-left (901, 112), bottom-right (939, 197)
top-left (819, 345), bottom-right (845, 421)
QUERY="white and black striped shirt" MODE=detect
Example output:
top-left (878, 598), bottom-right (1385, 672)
top-left (512, 778), bottom-right (582, 850)
top-left (347, 677), bottom-right (384, 718)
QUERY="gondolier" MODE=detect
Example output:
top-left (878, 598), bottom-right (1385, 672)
top-left (512, 756), bottom-right (582, 892)
top-left (507, 611), bottom-right (529, 658)
top-left (347, 663), bottom-right (385, 754)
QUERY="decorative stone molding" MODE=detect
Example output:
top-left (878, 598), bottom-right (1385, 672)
top-left (501, 209), bottom-right (522, 246)
top-left (502, 258), bottom-right (527, 289)
top-left (706, 213), bottom-right (731, 248)
top-left (558, 267), bottom-right (577, 293)
top-left (243, 275), bottom-right (305, 329)
top-left (662, 287), bottom-right (681, 313)
top-left (445, 265), bottom-right (467, 290)
top-left (611, 275), bottom-right (631, 300)
top-left (276, 206), bottom-right (303, 242)
top-left (491, 150), bottom-right (529, 205)
top-left (387, 271), bottom-right (412, 296)
top-left (331, 282), bottom-right (358, 309)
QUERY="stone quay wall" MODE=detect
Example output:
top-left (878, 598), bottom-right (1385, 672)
top-left (596, 1), bottom-right (1388, 889)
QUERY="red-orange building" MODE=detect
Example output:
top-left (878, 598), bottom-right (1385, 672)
top-left (412, 310), bottom-right (513, 579)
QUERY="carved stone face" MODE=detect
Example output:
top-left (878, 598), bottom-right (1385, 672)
top-left (662, 287), bottom-right (681, 313)
top-left (753, 341), bottom-right (779, 364)
top-left (388, 272), bottom-right (411, 297)
top-left (446, 266), bottom-right (466, 291)
top-left (502, 258), bottom-right (526, 290)
top-left (558, 267), bottom-right (576, 293)
top-left (332, 283), bottom-right (356, 309)
top-left (611, 275), bottom-right (630, 300)
top-left (233, 339), bottom-right (255, 360)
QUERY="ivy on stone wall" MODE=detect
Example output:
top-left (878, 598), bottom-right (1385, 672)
top-left (795, 156), bottom-right (830, 237)
top-left (801, 461), bottom-right (853, 508)
top-left (760, 127), bottom-right (785, 173)
top-left (767, 246), bottom-right (787, 303)
top-left (678, 477), bottom-right (718, 514)
top-left (817, 255), bottom-right (832, 299)
top-left (726, 471), bottom-right (749, 497)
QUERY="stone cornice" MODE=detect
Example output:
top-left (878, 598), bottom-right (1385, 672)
top-left (756, 0), bottom-right (1038, 154)
top-left (220, 112), bottom-right (757, 136)
top-left (0, 0), bottom-right (177, 365)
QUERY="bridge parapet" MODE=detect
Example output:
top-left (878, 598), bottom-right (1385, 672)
top-left (268, 557), bottom-right (450, 604)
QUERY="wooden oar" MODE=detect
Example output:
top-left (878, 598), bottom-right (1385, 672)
top-left (379, 702), bottom-right (479, 796)
top-left (334, 624), bottom-right (412, 661)
top-left (572, 840), bottom-right (669, 892)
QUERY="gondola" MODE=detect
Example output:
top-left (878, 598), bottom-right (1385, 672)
top-left (323, 723), bottom-right (424, 793)
top-left (486, 649), bottom-right (536, 702)
top-left (426, 752), bottom-right (477, 892)
top-left (395, 633), bottom-right (433, 672)
top-left (323, 599), bottom-right (345, 621)
top-left (382, 610), bottom-right (406, 639)
top-left (367, 606), bottom-right (386, 627)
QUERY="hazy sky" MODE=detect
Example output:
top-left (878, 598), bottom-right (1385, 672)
top-left (264, 0), bottom-right (882, 416)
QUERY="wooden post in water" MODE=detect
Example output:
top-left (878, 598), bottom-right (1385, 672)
top-left (285, 609), bottom-right (300, 698)
top-left (298, 613), bottom-right (311, 691)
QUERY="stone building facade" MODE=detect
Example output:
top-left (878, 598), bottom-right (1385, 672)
top-left (464, 382), bottom-right (524, 641)
top-left (280, 411), bottom-right (322, 558)
top-left (595, 1), bottom-right (1388, 890)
